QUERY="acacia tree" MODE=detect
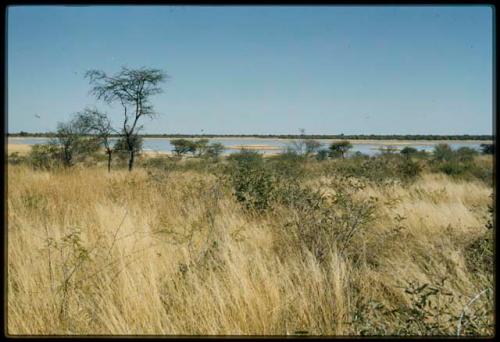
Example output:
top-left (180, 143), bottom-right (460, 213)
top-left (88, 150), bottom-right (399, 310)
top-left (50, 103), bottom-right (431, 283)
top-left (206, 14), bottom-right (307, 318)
top-left (194, 139), bottom-right (210, 157)
top-left (400, 146), bottom-right (418, 160)
top-left (171, 138), bottom-right (196, 156)
top-left (75, 108), bottom-right (115, 172)
top-left (86, 67), bottom-right (167, 171)
top-left (329, 140), bottom-right (353, 159)
top-left (206, 142), bottom-right (225, 159)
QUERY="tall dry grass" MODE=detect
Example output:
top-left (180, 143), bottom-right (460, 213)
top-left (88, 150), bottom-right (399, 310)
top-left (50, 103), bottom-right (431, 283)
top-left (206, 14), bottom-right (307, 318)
top-left (6, 163), bottom-right (494, 335)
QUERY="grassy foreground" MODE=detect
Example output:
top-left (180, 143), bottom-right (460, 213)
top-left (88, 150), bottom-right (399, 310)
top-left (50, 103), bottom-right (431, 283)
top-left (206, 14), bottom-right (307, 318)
top-left (6, 154), bottom-right (494, 336)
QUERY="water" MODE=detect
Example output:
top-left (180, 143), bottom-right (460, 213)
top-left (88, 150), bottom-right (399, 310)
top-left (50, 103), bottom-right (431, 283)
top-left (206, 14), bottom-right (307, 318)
top-left (7, 137), bottom-right (485, 157)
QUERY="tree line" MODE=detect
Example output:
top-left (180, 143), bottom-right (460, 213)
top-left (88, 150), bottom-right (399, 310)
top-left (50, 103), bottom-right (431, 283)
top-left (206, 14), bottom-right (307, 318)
top-left (9, 131), bottom-right (494, 141)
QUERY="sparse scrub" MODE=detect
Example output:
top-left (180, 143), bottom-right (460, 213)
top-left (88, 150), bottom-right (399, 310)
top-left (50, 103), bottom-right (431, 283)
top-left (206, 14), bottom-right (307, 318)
top-left (6, 148), bottom-right (494, 336)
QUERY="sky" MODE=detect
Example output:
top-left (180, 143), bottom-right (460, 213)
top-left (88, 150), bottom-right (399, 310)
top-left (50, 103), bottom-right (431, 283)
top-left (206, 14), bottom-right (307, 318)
top-left (7, 5), bottom-right (494, 135)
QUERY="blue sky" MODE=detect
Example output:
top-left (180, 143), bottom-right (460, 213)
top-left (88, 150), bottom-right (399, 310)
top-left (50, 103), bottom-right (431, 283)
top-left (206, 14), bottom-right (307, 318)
top-left (7, 5), bottom-right (493, 135)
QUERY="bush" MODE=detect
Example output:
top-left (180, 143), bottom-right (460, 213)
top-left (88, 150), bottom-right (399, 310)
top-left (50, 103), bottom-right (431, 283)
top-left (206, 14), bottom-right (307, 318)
top-left (398, 158), bottom-right (422, 180)
top-left (480, 143), bottom-right (494, 155)
top-left (322, 155), bottom-right (420, 185)
top-left (455, 147), bottom-right (478, 162)
top-left (227, 162), bottom-right (275, 211)
top-left (28, 144), bottom-right (61, 169)
top-left (437, 161), bottom-right (466, 176)
top-left (316, 149), bottom-right (329, 161)
top-left (266, 150), bottom-right (307, 179)
top-left (433, 144), bottom-right (453, 162)
top-left (205, 142), bottom-right (225, 159)
top-left (273, 176), bottom-right (377, 264)
top-left (400, 146), bottom-right (418, 159)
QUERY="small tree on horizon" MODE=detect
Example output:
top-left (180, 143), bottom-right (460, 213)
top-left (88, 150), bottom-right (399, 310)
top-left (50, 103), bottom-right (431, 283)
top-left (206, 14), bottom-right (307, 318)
top-left (194, 139), bottom-right (210, 157)
top-left (171, 138), bottom-right (196, 156)
top-left (205, 142), bottom-right (225, 159)
top-left (400, 146), bottom-right (418, 160)
top-left (329, 140), bottom-right (352, 159)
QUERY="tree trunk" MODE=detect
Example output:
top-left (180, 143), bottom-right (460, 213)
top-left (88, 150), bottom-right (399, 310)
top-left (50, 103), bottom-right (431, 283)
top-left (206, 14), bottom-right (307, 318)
top-left (128, 150), bottom-right (135, 171)
top-left (107, 151), bottom-right (112, 173)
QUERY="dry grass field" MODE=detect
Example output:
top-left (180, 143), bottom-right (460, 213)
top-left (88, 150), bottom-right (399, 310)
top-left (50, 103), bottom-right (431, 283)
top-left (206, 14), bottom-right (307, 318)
top-left (6, 153), bottom-right (494, 336)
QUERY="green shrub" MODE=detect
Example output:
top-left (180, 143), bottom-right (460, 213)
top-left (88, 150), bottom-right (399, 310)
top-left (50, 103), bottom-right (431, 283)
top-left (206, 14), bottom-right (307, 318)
top-left (205, 142), bottom-right (225, 159)
top-left (400, 146), bottom-right (418, 159)
top-left (316, 149), bottom-right (329, 161)
top-left (266, 151), bottom-right (307, 179)
top-left (322, 155), bottom-right (420, 185)
top-left (170, 138), bottom-right (196, 156)
top-left (273, 176), bottom-right (376, 264)
top-left (228, 162), bottom-right (275, 211)
top-left (480, 143), bottom-right (494, 155)
top-left (433, 144), bottom-right (454, 162)
top-left (455, 147), bottom-right (478, 162)
top-left (352, 278), bottom-right (493, 336)
top-left (28, 144), bottom-right (61, 169)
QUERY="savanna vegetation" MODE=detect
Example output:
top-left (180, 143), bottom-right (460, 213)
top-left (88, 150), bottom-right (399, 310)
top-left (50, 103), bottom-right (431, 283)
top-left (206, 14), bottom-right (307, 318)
top-left (6, 139), bottom-right (494, 336)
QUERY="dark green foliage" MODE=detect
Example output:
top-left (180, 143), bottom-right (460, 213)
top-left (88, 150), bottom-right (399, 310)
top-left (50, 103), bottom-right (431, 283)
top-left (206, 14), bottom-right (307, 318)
top-left (28, 144), bottom-right (62, 169)
top-left (433, 144), bottom-right (454, 162)
top-left (171, 139), bottom-right (196, 156)
top-left (455, 147), bottom-right (478, 162)
top-left (267, 150), bottom-right (307, 179)
top-left (316, 149), bottom-right (329, 161)
top-left (400, 146), bottom-right (418, 159)
top-left (329, 140), bottom-right (353, 159)
top-left (438, 161), bottom-right (466, 176)
top-left (193, 139), bottom-right (210, 156)
top-left (464, 202), bottom-right (494, 277)
top-left (398, 158), bottom-right (422, 180)
top-left (205, 142), bottom-right (225, 159)
top-left (322, 155), bottom-right (421, 184)
top-left (226, 151), bottom-right (272, 211)
top-left (480, 143), bottom-right (494, 155)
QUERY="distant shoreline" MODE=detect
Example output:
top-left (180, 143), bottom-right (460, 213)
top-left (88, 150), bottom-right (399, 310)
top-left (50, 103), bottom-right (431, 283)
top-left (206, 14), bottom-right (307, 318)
top-left (7, 135), bottom-right (494, 145)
